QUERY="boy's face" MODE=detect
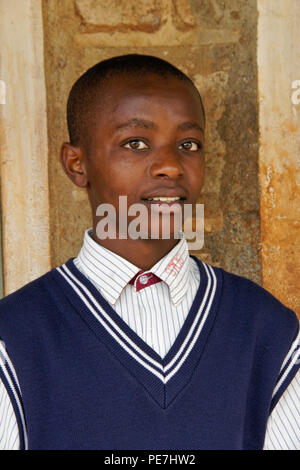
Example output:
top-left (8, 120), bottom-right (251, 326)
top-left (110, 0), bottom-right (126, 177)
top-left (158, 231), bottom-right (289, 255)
top-left (63, 73), bottom-right (205, 239)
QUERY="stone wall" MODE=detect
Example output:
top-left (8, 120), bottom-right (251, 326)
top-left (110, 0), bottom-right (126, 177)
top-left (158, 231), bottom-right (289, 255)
top-left (257, 0), bottom-right (300, 314)
top-left (42, 0), bottom-right (261, 283)
top-left (0, 0), bottom-right (51, 295)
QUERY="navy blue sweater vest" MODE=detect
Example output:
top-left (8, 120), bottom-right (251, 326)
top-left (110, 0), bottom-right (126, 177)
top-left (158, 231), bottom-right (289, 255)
top-left (0, 257), bottom-right (298, 450)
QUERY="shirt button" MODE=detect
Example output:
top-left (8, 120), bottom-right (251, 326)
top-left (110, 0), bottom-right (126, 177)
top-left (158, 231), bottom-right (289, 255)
top-left (139, 274), bottom-right (151, 285)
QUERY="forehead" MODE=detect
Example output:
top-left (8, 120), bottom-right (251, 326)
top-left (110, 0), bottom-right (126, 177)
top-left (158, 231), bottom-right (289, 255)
top-left (93, 74), bottom-right (204, 131)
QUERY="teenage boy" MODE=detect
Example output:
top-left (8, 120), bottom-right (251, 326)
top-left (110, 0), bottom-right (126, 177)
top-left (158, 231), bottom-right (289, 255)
top-left (0, 55), bottom-right (299, 450)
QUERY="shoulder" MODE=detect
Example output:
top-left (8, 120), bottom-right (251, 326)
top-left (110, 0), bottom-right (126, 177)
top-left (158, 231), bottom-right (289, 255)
top-left (0, 267), bottom-right (65, 333)
top-left (208, 264), bottom-right (300, 396)
top-left (0, 269), bottom-right (53, 308)
top-left (207, 263), bottom-right (299, 338)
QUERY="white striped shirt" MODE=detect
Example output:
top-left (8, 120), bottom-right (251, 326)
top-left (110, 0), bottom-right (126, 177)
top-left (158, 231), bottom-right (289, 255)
top-left (0, 229), bottom-right (299, 449)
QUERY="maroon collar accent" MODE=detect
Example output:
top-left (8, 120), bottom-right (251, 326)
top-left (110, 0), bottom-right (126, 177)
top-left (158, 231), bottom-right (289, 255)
top-left (129, 270), bottom-right (162, 292)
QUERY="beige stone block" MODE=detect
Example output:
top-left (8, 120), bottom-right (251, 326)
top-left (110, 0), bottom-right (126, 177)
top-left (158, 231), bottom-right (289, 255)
top-left (172, 0), bottom-right (196, 28)
top-left (74, 0), bottom-right (240, 47)
top-left (75, 0), bottom-right (162, 31)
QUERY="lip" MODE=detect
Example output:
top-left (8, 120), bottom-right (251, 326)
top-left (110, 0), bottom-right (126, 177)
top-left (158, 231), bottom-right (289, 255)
top-left (141, 199), bottom-right (184, 206)
top-left (141, 188), bottom-right (187, 201)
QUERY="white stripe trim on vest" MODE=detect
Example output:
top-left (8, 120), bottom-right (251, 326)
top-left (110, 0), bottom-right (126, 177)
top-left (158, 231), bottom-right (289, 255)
top-left (165, 264), bottom-right (217, 382)
top-left (272, 328), bottom-right (300, 399)
top-left (56, 261), bottom-right (217, 384)
top-left (0, 344), bottom-right (28, 449)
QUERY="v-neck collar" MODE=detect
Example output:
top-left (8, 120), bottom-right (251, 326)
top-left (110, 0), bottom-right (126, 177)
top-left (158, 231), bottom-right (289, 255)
top-left (53, 256), bottom-right (222, 409)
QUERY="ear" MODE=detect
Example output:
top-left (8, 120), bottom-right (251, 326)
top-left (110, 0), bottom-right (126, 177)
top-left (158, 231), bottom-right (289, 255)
top-left (60, 142), bottom-right (88, 188)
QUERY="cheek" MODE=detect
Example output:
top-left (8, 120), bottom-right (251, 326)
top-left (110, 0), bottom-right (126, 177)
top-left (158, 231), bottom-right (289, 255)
top-left (88, 159), bottom-right (143, 202)
top-left (187, 160), bottom-right (205, 195)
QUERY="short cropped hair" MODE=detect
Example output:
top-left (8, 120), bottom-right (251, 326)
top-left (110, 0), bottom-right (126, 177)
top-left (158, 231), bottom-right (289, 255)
top-left (67, 54), bottom-right (205, 147)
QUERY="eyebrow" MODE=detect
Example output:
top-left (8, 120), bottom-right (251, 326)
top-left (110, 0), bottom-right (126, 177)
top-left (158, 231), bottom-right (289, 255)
top-left (177, 121), bottom-right (204, 133)
top-left (116, 118), bottom-right (157, 131)
top-left (115, 118), bottom-right (204, 133)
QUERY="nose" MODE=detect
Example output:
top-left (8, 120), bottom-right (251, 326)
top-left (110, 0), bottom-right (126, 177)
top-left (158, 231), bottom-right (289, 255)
top-left (149, 146), bottom-right (184, 180)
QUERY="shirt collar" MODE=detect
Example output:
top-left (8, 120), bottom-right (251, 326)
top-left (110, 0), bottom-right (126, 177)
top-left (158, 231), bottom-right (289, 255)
top-left (76, 229), bottom-right (191, 306)
top-left (150, 236), bottom-right (191, 306)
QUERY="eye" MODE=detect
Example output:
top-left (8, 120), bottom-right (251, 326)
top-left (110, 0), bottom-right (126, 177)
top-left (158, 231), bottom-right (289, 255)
top-left (179, 140), bottom-right (202, 152)
top-left (123, 139), bottom-right (149, 150)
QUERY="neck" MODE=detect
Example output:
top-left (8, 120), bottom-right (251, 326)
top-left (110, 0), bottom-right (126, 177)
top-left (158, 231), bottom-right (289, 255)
top-left (91, 229), bottom-right (179, 270)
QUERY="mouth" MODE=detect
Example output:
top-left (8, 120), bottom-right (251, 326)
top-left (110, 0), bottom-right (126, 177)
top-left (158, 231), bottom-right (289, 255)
top-left (142, 196), bottom-right (185, 204)
top-left (141, 188), bottom-right (187, 204)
